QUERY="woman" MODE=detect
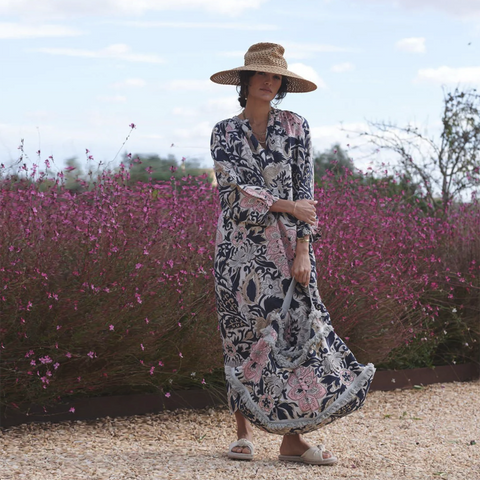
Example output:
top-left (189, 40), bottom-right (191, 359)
top-left (210, 43), bottom-right (374, 465)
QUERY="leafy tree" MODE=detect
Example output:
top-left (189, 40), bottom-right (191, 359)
top-left (125, 153), bottom-right (213, 185)
top-left (360, 88), bottom-right (480, 212)
top-left (126, 153), bottom-right (179, 183)
top-left (313, 143), bottom-right (355, 183)
top-left (64, 157), bottom-right (84, 193)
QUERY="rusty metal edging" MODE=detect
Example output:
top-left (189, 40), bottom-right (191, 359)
top-left (1, 363), bottom-right (478, 429)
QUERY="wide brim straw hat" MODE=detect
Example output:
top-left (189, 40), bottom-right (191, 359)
top-left (210, 42), bottom-right (317, 93)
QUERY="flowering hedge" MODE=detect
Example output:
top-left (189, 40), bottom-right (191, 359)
top-left (0, 164), bottom-right (478, 413)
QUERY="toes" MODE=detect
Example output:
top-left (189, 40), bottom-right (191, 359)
top-left (323, 450), bottom-right (332, 459)
top-left (232, 446), bottom-right (251, 454)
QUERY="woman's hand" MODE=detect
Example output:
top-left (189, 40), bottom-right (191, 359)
top-left (292, 199), bottom-right (317, 225)
top-left (291, 243), bottom-right (311, 286)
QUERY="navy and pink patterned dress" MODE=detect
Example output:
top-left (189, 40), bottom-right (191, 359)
top-left (211, 108), bottom-right (375, 435)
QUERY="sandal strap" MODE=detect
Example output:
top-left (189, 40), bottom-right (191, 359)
top-left (301, 444), bottom-right (329, 461)
top-left (229, 439), bottom-right (254, 454)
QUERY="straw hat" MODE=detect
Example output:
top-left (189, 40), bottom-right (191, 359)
top-left (210, 42), bottom-right (317, 93)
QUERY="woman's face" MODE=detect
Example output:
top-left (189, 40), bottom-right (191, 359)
top-left (247, 71), bottom-right (282, 103)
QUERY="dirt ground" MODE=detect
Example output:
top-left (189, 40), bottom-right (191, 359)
top-left (1, 381), bottom-right (479, 480)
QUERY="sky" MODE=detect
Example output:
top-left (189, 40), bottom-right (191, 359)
top-left (1, 0), bottom-right (480, 172)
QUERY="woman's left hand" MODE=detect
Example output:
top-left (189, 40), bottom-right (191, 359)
top-left (291, 249), bottom-right (311, 287)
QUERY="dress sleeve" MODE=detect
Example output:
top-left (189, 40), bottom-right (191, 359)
top-left (291, 117), bottom-right (321, 241)
top-left (211, 121), bottom-right (279, 226)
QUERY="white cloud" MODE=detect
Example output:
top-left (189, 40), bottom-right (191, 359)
top-left (97, 95), bottom-right (127, 103)
top-left (173, 121), bottom-right (214, 141)
top-left (169, 97), bottom-right (238, 119)
top-left (0, 22), bottom-right (82, 39)
top-left (172, 107), bottom-right (199, 118)
top-left (31, 44), bottom-right (164, 64)
top-left (310, 122), bottom-right (375, 170)
top-left (109, 20), bottom-right (278, 30)
top-left (402, 0), bottom-right (480, 16)
top-left (331, 62), bottom-right (355, 73)
top-left (310, 122), bottom-right (369, 142)
top-left (218, 50), bottom-right (245, 59)
top-left (395, 37), bottom-right (426, 53)
top-left (112, 78), bottom-right (147, 88)
top-left (0, 0), bottom-right (267, 18)
top-left (358, 0), bottom-right (480, 17)
top-left (204, 97), bottom-right (239, 115)
top-left (415, 66), bottom-right (480, 84)
top-left (161, 79), bottom-right (216, 91)
top-left (289, 63), bottom-right (327, 89)
top-left (284, 42), bottom-right (356, 60)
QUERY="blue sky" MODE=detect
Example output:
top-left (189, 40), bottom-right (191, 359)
top-left (1, 0), bottom-right (479, 171)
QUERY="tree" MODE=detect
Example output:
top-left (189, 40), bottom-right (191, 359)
top-left (313, 143), bottom-right (355, 184)
top-left (64, 157), bottom-right (84, 193)
top-left (126, 153), bottom-right (178, 183)
top-left (360, 88), bottom-right (480, 212)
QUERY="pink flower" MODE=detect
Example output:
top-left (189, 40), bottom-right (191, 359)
top-left (259, 394), bottom-right (274, 413)
top-left (69, 407), bottom-right (75, 413)
top-left (109, 325), bottom-right (114, 331)
top-left (165, 392), bottom-right (171, 398)
top-left (339, 369), bottom-right (355, 385)
top-left (287, 367), bottom-right (327, 412)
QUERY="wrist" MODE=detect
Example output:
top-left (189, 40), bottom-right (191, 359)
top-left (292, 200), bottom-right (297, 215)
top-left (297, 235), bottom-right (310, 244)
top-left (296, 238), bottom-right (310, 252)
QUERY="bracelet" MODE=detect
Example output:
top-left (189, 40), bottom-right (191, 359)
top-left (297, 236), bottom-right (310, 243)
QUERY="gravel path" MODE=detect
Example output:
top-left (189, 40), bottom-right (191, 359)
top-left (1, 381), bottom-right (479, 480)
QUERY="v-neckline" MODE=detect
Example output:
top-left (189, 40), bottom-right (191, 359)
top-left (236, 108), bottom-right (275, 152)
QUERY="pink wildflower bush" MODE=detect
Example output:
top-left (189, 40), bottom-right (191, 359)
top-left (0, 164), bottom-right (221, 411)
top-left (0, 163), bottom-right (478, 414)
top-left (314, 170), bottom-right (479, 367)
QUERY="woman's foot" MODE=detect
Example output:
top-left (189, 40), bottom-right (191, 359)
top-left (229, 411), bottom-right (254, 457)
top-left (279, 434), bottom-right (335, 462)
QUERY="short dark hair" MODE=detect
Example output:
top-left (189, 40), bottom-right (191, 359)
top-left (236, 71), bottom-right (289, 108)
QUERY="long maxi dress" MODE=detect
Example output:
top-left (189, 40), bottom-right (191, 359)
top-left (211, 108), bottom-right (375, 435)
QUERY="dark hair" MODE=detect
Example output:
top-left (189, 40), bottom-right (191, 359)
top-left (237, 71), bottom-right (289, 108)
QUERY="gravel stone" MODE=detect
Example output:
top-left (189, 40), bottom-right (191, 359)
top-left (1, 381), bottom-right (479, 480)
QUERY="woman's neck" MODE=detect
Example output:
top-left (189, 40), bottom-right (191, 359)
top-left (242, 99), bottom-right (271, 127)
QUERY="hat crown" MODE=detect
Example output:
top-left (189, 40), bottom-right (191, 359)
top-left (244, 42), bottom-right (288, 70)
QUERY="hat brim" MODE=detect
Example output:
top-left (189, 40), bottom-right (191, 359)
top-left (210, 65), bottom-right (317, 93)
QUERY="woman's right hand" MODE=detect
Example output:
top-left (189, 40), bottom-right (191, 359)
top-left (292, 199), bottom-right (318, 225)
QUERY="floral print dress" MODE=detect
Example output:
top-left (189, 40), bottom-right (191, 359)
top-left (211, 108), bottom-right (375, 435)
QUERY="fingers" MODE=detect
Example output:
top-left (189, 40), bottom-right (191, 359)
top-left (292, 269), bottom-right (311, 286)
top-left (296, 200), bottom-right (317, 224)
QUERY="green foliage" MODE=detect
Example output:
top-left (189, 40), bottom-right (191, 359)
top-left (313, 143), bottom-right (355, 183)
top-left (126, 153), bottom-right (212, 184)
top-left (363, 87), bottom-right (480, 213)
